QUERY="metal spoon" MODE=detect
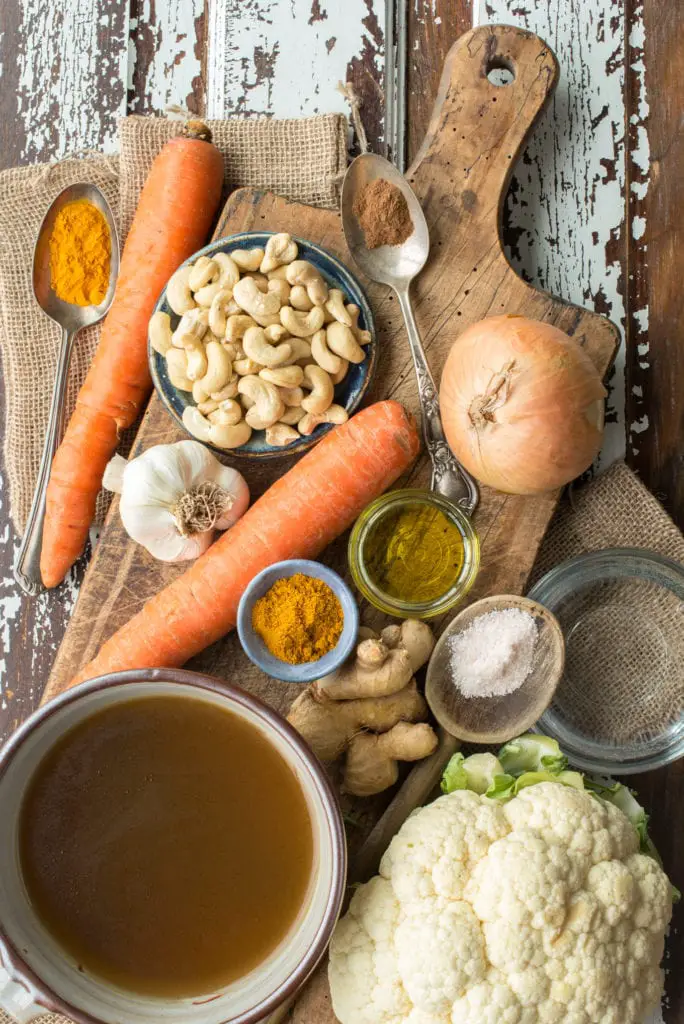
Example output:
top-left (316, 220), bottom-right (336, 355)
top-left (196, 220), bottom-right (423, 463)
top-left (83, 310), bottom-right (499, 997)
top-left (13, 183), bottom-right (120, 596)
top-left (341, 153), bottom-right (479, 515)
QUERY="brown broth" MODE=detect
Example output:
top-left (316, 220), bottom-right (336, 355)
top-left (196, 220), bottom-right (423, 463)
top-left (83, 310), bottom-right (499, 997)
top-left (19, 695), bottom-right (314, 997)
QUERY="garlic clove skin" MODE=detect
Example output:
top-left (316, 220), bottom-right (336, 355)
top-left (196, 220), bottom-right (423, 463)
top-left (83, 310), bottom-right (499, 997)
top-left (108, 440), bottom-right (250, 562)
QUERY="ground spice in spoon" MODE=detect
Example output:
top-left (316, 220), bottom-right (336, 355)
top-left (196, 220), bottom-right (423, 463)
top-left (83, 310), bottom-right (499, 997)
top-left (353, 178), bottom-right (413, 248)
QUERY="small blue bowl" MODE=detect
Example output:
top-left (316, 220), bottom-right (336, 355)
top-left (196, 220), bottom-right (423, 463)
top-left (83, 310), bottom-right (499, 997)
top-left (149, 231), bottom-right (377, 461)
top-left (237, 559), bottom-right (360, 683)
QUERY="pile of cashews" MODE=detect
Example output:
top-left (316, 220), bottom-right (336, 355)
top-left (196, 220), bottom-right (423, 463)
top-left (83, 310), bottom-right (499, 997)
top-left (149, 232), bottom-right (371, 450)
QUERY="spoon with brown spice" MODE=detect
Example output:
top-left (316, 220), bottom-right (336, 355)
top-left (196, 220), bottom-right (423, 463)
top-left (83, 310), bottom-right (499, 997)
top-left (342, 153), bottom-right (479, 515)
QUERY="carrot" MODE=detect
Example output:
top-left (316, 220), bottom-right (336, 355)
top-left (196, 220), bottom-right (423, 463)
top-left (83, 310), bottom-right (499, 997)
top-left (41, 121), bottom-right (224, 588)
top-left (69, 401), bottom-right (420, 686)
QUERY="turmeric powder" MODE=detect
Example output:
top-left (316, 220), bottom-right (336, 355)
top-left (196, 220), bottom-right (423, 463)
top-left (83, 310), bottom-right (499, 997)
top-left (252, 573), bottom-right (343, 664)
top-left (49, 199), bottom-right (111, 306)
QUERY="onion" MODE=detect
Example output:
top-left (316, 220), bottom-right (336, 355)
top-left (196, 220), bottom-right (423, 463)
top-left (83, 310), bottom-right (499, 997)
top-left (439, 315), bottom-right (607, 494)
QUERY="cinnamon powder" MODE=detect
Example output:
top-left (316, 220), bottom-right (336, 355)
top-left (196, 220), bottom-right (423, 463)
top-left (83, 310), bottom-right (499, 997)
top-left (353, 178), bottom-right (413, 248)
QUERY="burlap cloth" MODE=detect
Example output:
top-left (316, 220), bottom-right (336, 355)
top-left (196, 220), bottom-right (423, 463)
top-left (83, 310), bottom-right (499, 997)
top-left (0, 461), bottom-right (679, 1024)
top-left (0, 113), bottom-right (347, 533)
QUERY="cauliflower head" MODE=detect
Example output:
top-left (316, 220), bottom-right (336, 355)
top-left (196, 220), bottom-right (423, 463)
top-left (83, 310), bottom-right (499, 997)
top-left (328, 783), bottom-right (672, 1024)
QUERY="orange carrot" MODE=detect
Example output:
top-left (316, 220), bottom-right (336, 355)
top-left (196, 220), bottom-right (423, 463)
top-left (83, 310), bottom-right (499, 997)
top-left (69, 401), bottom-right (420, 686)
top-left (41, 122), bottom-right (224, 588)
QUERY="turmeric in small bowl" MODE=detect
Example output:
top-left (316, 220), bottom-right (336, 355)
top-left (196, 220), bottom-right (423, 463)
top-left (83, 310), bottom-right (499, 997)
top-left (252, 573), bottom-right (343, 664)
top-left (49, 199), bottom-right (111, 306)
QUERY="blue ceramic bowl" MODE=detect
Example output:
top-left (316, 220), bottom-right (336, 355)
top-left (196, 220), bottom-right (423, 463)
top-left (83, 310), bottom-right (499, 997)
top-left (237, 559), bottom-right (360, 683)
top-left (149, 232), bottom-right (377, 461)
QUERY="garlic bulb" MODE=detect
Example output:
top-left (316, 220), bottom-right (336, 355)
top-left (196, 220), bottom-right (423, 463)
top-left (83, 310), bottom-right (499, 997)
top-left (103, 441), bottom-right (249, 562)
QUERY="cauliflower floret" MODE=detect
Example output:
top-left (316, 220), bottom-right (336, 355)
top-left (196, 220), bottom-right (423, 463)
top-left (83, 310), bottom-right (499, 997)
top-left (381, 791), bottom-right (510, 904)
top-left (395, 900), bottom-right (487, 1013)
top-left (329, 876), bottom-right (411, 1023)
top-left (328, 785), bottom-right (672, 1024)
top-left (503, 783), bottom-right (638, 869)
top-left (466, 829), bottom-right (577, 932)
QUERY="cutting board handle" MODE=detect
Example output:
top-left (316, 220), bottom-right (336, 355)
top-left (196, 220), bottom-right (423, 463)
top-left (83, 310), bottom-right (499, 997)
top-left (409, 25), bottom-right (559, 253)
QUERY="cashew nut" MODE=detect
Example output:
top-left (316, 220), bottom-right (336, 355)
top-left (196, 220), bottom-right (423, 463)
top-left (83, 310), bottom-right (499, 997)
top-left (280, 305), bottom-right (325, 338)
top-left (211, 421), bottom-right (252, 449)
top-left (214, 252), bottom-right (241, 291)
top-left (231, 248), bottom-right (265, 272)
top-left (238, 376), bottom-right (285, 430)
top-left (242, 272), bottom-right (269, 293)
top-left (279, 405), bottom-right (306, 425)
top-left (209, 399), bottom-right (242, 426)
top-left (267, 278), bottom-right (291, 304)
top-left (285, 260), bottom-right (329, 305)
top-left (166, 266), bottom-right (195, 315)
top-left (221, 341), bottom-right (242, 361)
top-left (260, 233), bottom-right (299, 274)
top-left (180, 335), bottom-right (209, 381)
top-left (279, 386), bottom-right (305, 407)
top-left (326, 320), bottom-right (366, 364)
top-left (346, 303), bottom-right (372, 345)
top-left (264, 323), bottom-right (290, 344)
top-left (287, 337), bottom-right (312, 363)
top-left (240, 393), bottom-right (255, 410)
top-left (331, 358), bottom-right (349, 385)
top-left (208, 289), bottom-right (234, 337)
top-left (226, 314), bottom-right (258, 342)
top-left (188, 256), bottom-right (219, 292)
top-left (259, 365), bottom-right (304, 388)
top-left (198, 340), bottom-right (233, 395)
top-left (298, 404), bottom-right (349, 435)
top-left (198, 399), bottom-right (219, 415)
top-left (267, 266), bottom-right (290, 281)
top-left (226, 299), bottom-right (242, 316)
top-left (172, 308), bottom-right (209, 348)
top-left (289, 285), bottom-right (313, 311)
top-left (193, 380), bottom-right (210, 404)
top-left (242, 325), bottom-right (292, 368)
top-left (210, 376), bottom-right (240, 401)
top-left (234, 357), bottom-right (263, 376)
top-left (324, 289), bottom-right (353, 326)
top-left (149, 311), bottom-right (173, 354)
top-left (183, 406), bottom-right (252, 449)
top-left (266, 423), bottom-right (299, 447)
top-left (233, 276), bottom-right (281, 325)
top-left (301, 364), bottom-right (334, 414)
top-left (166, 348), bottom-right (193, 391)
top-left (194, 280), bottom-right (224, 307)
top-left (311, 329), bottom-right (342, 374)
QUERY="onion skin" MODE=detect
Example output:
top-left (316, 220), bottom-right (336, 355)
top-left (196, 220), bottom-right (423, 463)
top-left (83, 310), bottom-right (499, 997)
top-left (439, 315), bottom-right (607, 495)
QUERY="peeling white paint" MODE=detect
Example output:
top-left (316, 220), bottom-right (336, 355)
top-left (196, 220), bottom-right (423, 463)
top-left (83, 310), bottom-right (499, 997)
top-left (14, 0), bottom-right (128, 159)
top-left (127, 0), bottom-right (203, 113)
top-left (633, 215), bottom-right (647, 239)
top-left (206, 0), bottom-right (383, 120)
top-left (631, 414), bottom-right (650, 434)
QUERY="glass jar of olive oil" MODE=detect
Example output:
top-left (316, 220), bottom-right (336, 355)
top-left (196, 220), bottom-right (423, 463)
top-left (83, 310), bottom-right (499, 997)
top-left (348, 489), bottom-right (480, 618)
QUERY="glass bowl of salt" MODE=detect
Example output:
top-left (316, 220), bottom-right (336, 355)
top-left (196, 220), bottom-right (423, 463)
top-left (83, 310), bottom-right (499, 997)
top-left (425, 595), bottom-right (565, 745)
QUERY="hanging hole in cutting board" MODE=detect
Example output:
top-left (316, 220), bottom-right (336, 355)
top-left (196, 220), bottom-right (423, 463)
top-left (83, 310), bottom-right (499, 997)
top-left (486, 57), bottom-right (515, 87)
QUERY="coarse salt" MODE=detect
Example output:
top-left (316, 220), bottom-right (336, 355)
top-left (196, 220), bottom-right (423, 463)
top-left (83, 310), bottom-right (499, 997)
top-left (448, 608), bottom-right (538, 699)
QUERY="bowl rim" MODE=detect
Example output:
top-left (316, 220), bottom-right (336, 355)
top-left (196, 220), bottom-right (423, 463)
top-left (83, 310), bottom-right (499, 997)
top-left (528, 546), bottom-right (684, 774)
top-left (148, 230), bottom-right (377, 461)
top-left (237, 558), bottom-right (360, 683)
top-left (0, 668), bottom-right (347, 1024)
top-left (348, 488), bottom-right (481, 619)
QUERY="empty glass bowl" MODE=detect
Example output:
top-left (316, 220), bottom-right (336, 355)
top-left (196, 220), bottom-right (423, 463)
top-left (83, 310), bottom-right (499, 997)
top-left (527, 548), bottom-right (684, 774)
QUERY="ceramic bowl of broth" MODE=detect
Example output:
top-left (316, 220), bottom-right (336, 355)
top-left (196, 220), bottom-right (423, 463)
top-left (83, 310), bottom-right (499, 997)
top-left (0, 669), bottom-right (346, 1024)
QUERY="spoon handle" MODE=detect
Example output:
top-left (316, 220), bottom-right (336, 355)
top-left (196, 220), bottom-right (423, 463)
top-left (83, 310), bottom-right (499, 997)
top-left (396, 288), bottom-right (479, 514)
top-left (14, 326), bottom-right (76, 596)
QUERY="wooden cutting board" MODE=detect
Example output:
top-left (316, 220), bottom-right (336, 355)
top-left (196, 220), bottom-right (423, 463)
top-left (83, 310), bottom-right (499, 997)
top-left (43, 23), bottom-right (618, 1020)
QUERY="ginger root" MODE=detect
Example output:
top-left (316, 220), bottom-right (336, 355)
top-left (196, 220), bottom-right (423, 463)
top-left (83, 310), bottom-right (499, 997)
top-left (314, 618), bottom-right (435, 701)
top-left (343, 722), bottom-right (439, 796)
top-left (287, 679), bottom-right (428, 761)
top-left (286, 618), bottom-right (438, 796)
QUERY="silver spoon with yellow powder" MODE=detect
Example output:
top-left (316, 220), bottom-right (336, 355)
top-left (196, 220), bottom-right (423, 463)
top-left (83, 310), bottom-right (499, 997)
top-left (14, 183), bottom-right (119, 595)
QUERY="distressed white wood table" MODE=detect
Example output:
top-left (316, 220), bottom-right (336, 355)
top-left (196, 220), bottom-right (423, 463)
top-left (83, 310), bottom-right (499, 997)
top-left (0, 1), bottom-right (681, 1019)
